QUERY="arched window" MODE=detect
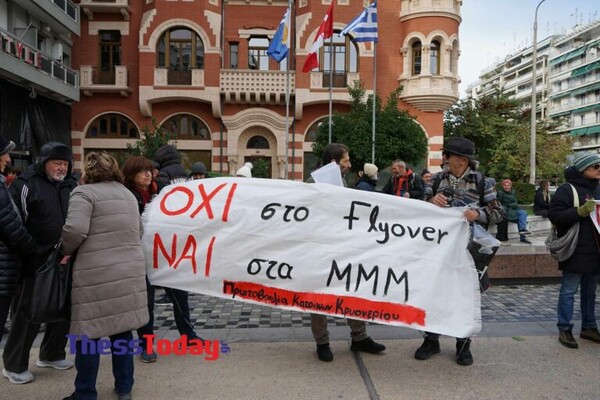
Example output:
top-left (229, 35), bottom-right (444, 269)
top-left (430, 40), bottom-right (440, 75)
top-left (86, 114), bottom-right (138, 138)
top-left (162, 114), bottom-right (210, 140)
top-left (412, 41), bottom-right (422, 76)
top-left (306, 118), bottom-right (327, 142)
top-left (317, 32), bottom-right (358, 87)
top-left (157, 27), bottom-right (204, 85)
top-left (247, 135), bottom-right (270, 149)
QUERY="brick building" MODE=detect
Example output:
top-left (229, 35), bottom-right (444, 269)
top-left (71, 0), bottom-right (461, 178)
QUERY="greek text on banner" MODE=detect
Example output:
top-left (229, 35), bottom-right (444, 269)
top-left (141, 178), bottom-right (482, 338)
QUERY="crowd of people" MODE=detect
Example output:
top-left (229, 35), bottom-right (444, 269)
top-left (0, 134), bottom-right (598, 399)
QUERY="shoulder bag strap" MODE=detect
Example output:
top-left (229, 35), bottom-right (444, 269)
top-left (569, 184), bottom-right (579, 208)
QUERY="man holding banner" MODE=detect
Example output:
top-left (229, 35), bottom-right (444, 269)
top-left (308, 143), bottom-right (386, 362)
top-left (417, 137), bottom-right (504, 366)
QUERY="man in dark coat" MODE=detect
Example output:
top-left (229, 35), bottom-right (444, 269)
top-left (2, 142), bottom-right (77, 384)
top-left (548, 152), bottom-right (600, 349)
top-left (0, 135), bottom-right (37, 344)
top-left (154, 144), bottom-right (187, 186)
top-left (382, 159), bottom-right (423, 199)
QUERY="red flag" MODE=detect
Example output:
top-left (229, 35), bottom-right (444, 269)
top-left (302, 3), bottom-right (334, 73)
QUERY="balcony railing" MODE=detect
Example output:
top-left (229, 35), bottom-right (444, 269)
top-left (80, 65), bottom-right (130, 96)
top-left (48, 0), bottom-right (79, 23)
top-left (0, 27), bottom-right (78, 90)
top-left (80, 0), bottom-right (131, 20)
top-left (220, 69), bottom-right (295, 104)
top-left (398, 75), bottom-right (458, 112)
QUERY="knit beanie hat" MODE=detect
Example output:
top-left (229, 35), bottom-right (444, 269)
top-left (236, 162), bottom-right (253, 178)
top-left (0, 134), bottom-right (15, 156)
top-left (572, 152), bottom-right (600, 172)
top-left (363, 163), bottom-right (378, 179)
top-left (501, 178), bottom-right (512, 186)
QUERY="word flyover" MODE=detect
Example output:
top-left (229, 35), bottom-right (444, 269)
top-left (142, 178), bottom-right (482, 338)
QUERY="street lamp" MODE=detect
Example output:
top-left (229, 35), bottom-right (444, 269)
top-left (530, 0), bottom-right (547, 185)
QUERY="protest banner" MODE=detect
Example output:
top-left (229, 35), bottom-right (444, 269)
top-left (142, 178), bottom-right (482, 338)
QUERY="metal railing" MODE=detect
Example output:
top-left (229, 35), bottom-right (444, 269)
top-left (47, 0), bottom-right (79, 23)
top-left (0, 27), bottom-right (78, 89)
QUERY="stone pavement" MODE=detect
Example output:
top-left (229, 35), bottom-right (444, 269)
top-left (2, 282), bottom-right (600, 400)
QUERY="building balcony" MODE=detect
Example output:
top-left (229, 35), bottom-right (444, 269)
top-left (80, 65), bottom-right (131, 97)
top-left (80, 0), bottom-right (131, 20)
top-left (398, 75), bottom-right (458, 112)
top-left (0, 27), bottom-right (79, 102)
top-left (139, 68), bottom-right (219, 117)
top-left (220, 69), bottom-right (296, 105)
top-left (400, 0), bottom-right (461, 22)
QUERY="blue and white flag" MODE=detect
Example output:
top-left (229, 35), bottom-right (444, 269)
top-left (340, 2), bottom-right (378, 43)
top-left (267, 6), bottom-right (291, 62)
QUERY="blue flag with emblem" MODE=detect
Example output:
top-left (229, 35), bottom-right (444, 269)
top-left (340, 2), bottom-right (378, 43)
top-left (267, 6), bottom-right (291, 62)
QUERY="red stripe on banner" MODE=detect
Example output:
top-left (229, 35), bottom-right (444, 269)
top-left (222, 280), bottom-right (426, 326)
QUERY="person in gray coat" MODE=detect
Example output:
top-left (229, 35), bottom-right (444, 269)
top-left (60, 152), bottom-right (148, 400)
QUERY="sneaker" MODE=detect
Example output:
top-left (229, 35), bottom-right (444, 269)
top-left (559, 330), bottom-right (578, 348)
top-left (2, 368), bottom-right (34, 384)
top-left (520, 238), bottom-right (532, 244)
top-left (114, 389), bottom-right (133, 400)
top-left (456, 340), bottom-right (473, 366)
top-left (580, 328), bottom-right (600, 344)
top-left (316, 343), bottom-right (333, 362)
top-left (350, 337), bottom-right (386, 354)
top-left (140, 348), bottom-right (157, 363)
top-left (519, 230), bottom-right (532, 235)
top-left (414, 338), bottom-right (440, 360)
top-left (36, 359), bottom-right (74, 370)
top-left (155, 294), bottom-right (170, 305)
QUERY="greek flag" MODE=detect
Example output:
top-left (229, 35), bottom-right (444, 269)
top-left (339, 2), bottom-right (378, 43)
top-left (267, 6), bottom-right (291, 62)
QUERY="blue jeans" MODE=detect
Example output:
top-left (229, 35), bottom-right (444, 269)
top-left (557, 272), bottom-right (600, 332)
top-left (515, 209), bottom-right (528, 232)
top-left (74, 331), bottom-right (134, 400)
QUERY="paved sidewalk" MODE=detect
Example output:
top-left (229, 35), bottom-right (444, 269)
top-left (2, 283), bottom-right (600, 399)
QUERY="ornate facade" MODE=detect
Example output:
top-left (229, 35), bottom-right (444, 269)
top-left (71, 0), bottom-right (461, 177)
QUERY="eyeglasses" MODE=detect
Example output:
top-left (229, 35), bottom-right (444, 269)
top-left (592, 164), bottom-right (600, 170)
top-left (139, 169), bottom-right (152, 174)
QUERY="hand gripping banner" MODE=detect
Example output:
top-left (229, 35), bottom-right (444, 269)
top-left (142, 178), bottom-right (482, 338)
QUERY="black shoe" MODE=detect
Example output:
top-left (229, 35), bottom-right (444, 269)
top-left (414, 338), bottom-right (440, 360)
top-left (350, 337), bottom-right (386, 354)
top-left (580, 328), bottom-right (600, 344)
top-left (559, 330), bottom-right (578, 348)
top-left (62, 394), bottom-right (78, 400)
top-left (456, 340), bottom-right (473, 366)
top-left (316, 343), bottom-right (333, 362)
top-left (520, 238), bottom-right (532, 244)
top-left (155, 294), bottom-right (170, 305)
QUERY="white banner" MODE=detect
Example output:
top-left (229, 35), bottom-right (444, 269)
top-left (142, 178), bottom-right (481, 338)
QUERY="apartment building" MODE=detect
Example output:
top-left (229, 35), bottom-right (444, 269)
top-left (465, 19), bottom-right (600, 153)
top-left (0, 0), bottom-right (80, 166)
top-left (70, 0), bottom-right (461, 178)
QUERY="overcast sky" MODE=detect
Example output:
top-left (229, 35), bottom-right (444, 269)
top-left (458, 0), bottom-right (600, 97)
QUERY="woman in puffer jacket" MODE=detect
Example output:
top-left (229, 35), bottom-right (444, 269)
top-left (0, 135), bottom-right (37, 344)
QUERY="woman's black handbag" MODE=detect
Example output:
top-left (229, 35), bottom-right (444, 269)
top-left (20, 243), bottom-right (73, 324)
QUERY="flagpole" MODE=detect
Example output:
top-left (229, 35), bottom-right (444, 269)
top-left (371, 42), bottom-right (376, 163)
top-left (328, 35), bottom-right (333, 144)
top-left (284, 0), bottom-right (292, 179)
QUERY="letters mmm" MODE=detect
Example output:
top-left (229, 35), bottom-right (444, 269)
top-left (327, 260), bottom-right (409, 301)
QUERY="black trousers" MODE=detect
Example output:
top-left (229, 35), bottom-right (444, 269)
top-left (0, 295), bottom-right (12, 344)
top-left (2, 283), bottom-right (70, 373)
top-left (495, 219), bottom-right (509, 242)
